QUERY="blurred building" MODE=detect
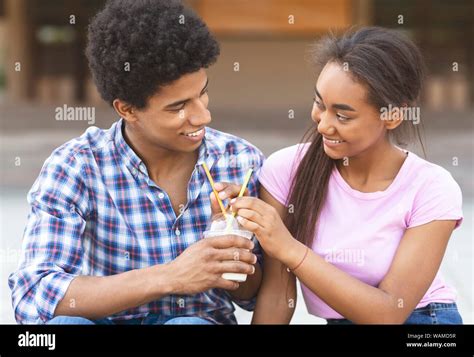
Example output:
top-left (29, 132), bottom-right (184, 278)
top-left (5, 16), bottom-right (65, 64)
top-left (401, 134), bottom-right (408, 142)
top-left (0, 0), bottom-right (472, 111)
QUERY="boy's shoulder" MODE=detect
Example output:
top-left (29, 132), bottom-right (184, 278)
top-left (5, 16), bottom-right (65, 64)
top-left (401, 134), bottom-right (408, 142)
top-left (204, 127), bottom-right (265, 161)
top-left (43, 124), bottom-right (116, 170)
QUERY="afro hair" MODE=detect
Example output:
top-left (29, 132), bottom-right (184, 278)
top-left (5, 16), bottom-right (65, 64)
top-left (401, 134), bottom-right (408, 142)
top-left (86, 0), bottom-right (220, 109)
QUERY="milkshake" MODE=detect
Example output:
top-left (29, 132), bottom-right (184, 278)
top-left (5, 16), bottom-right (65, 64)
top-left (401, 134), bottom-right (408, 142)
top-left (203, 213), bottom-right (254, 282)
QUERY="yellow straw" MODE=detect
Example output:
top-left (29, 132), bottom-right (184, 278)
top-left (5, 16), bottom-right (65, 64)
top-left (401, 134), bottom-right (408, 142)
top-left (202, 162), bottom-right (228, 218)
top-left (226, 168), bottom-right (253, 231)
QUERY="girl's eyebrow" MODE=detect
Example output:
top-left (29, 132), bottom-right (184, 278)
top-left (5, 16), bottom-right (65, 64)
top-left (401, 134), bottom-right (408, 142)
top-left (315, 86), bottom-right (356, 112)
top-left (333, 103), bottom-right (356, 112)
top-left (165, 79), bottom-right (209, 109)
top-left (314, 86), bottom-right (323, 100)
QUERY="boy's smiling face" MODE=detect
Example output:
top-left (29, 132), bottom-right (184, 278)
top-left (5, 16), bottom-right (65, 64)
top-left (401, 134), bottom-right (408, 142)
top-left (115, 68), bottom-right (212, 154)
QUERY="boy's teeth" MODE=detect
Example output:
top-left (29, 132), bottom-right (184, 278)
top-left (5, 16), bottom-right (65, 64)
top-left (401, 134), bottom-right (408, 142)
top-left (185, 129), bottom-right (203, 137)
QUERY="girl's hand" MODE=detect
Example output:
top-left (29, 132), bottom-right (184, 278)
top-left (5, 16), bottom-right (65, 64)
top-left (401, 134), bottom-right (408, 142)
top-left (229, 196), bottom-right (295, 260)
top-left (210, 182), bottom-right (249, 216)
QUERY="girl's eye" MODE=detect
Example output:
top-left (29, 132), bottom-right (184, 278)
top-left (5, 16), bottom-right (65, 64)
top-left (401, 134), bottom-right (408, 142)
top-left (336, 113), bottom-right (350, 121)
top-left (200, 89), bottom-right (209, 96)
top-left (313, 97), bottom-right (325, 110)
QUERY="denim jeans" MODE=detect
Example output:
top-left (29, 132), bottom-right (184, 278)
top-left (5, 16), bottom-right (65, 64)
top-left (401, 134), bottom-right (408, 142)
top-left (46, 315), bottom-right (214, 325)
top-left (326, 302), bottom-right (463, 325)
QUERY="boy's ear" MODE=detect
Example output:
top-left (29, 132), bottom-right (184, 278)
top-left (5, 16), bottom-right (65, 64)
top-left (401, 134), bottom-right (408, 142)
top-left (113, 99), bottom-right (138, 123)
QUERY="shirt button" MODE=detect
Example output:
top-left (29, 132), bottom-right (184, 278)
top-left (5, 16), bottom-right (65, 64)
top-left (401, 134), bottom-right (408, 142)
top-left (158, 192), bottom-right (165, 199)
top-left (175, 229), bottom-right (181, 236)
top-left (131, 168), bottom-right (138, 176)
top-left (139, 163), bottom-right (146, 173)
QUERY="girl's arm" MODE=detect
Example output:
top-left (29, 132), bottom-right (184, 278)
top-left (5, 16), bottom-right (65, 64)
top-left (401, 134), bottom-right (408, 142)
top-left (287, 219), bottom-right (456, 324)
top-left (231, 195), bottom-right (458, 324)
top-left (251, 187), bottom-right (297, 324)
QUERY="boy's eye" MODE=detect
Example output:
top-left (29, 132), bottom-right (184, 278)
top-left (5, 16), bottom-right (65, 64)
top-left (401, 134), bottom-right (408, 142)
top-left (169, 104), bottom-right (185, 113)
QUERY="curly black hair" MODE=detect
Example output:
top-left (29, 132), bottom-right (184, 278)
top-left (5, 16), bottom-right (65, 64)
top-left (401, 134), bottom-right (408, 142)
top-left (86, 0), bottom-right (220, 109)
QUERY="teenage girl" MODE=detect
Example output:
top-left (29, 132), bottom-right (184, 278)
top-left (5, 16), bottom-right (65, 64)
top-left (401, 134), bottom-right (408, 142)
top-left (230, 27), bottom-right (463, 324)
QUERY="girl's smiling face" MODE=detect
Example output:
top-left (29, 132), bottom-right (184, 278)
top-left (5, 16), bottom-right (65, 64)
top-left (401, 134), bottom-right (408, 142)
top-left (311, 62), bottom-right (394, 160)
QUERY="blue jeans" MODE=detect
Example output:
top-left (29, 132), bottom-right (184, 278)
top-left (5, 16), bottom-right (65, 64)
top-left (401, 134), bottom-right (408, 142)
top-left (46, 315), bottom-right (214, 325)
top-left (326, 302), bottom-right (463, 325)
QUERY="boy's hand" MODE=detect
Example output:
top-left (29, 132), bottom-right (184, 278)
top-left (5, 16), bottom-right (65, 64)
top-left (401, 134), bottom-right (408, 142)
top-left (210, 182), bottom-right (249, 216)
top-left (166, 234), bottom-right (256, 295)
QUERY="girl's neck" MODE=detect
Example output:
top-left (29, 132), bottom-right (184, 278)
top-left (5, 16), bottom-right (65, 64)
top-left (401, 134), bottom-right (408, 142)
top-left (336, 139), bottom-right (407, 192)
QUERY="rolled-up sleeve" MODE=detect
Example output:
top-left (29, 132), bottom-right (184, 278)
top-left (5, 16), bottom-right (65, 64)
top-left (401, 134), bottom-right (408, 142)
top-left (8, 152), bottom-right (90, 324)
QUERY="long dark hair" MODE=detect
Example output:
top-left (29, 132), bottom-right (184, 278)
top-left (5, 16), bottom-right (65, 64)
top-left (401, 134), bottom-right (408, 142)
top-left (286, 27), bottom-right (426, 248)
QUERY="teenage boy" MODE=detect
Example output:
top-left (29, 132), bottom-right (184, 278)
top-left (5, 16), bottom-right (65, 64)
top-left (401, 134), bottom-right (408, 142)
top-left (9, 0), bottom-right (264, 325)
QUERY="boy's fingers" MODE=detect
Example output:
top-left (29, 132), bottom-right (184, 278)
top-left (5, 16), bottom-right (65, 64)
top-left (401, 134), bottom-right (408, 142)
top-left (209, 235), bottom-right (255, 250)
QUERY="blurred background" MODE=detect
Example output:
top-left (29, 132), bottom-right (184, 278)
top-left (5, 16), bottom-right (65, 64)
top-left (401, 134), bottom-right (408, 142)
top-left (0, 0), bottom-right (472, 324)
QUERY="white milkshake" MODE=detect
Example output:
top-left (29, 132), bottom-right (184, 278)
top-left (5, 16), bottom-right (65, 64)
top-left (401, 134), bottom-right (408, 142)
top-left (203, 213), bottom-right (254, 282)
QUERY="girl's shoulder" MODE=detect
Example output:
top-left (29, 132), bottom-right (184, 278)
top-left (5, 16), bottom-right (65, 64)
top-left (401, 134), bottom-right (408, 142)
top-left (258, 143), bottom-right (312, 206)
top-left (403, 151), bottom-right (463, 229)
top-left (265, 143), bottom-right (311, 169)
top-left (406, 151), bottom-right (461, 191)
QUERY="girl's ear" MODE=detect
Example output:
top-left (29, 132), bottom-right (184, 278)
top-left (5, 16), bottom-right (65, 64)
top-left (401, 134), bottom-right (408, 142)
top-left (113, 99), bottom-right (138, 123)
top-left (383, 105), bottom-right (405, 131)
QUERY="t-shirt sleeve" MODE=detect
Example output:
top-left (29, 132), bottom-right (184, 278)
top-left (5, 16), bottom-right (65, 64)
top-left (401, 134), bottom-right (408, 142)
top-left (258, 145), bottom-right (302, 206)
top-left (408, 169), bottom-right (463, 229)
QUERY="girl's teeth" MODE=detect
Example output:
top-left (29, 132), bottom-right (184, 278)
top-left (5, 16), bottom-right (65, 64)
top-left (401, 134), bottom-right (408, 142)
top-left (326, 138), bottom-right (343, 143)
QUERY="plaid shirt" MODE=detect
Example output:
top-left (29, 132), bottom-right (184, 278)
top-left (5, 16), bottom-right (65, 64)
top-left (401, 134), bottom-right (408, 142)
top-left (9, 119), bottom-right (265, 324)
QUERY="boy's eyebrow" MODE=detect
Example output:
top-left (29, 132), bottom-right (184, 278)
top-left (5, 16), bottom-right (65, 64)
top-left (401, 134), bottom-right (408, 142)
top-left (165, 79), bottom-right (209, 108)
top-left (315, 86), bottom-right (356, 112)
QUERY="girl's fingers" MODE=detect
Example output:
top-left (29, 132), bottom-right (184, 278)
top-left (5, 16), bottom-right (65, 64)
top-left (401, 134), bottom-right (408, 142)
top-left (234, 208), bottom-right (264, 226)
top-left (221, 186), bottom-right (249, 200)
top-left (214, 182), bottom-right (249, 201)
top-left (236, 215), bottom-right (262, 234)
top-left (230, 196), bottom-right (268, 215)
top-left (210, 192), bottom-right (223, 216)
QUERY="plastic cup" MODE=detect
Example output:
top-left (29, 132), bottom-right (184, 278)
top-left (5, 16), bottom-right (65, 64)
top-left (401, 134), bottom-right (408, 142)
top-left (203, 213), bottom-right (253, 282)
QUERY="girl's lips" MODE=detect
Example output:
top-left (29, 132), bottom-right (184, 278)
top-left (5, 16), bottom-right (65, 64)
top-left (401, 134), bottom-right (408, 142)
top-left (323, 137), bottom-right (346, 148)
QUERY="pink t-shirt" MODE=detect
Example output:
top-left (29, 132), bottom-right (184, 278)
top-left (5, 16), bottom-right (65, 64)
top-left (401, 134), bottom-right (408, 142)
top-left (258, 143), bottom-right (463, 319)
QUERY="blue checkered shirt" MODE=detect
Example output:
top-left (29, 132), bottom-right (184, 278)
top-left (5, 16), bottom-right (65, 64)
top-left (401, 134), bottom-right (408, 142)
top-left (8, 119), bottom-right (265, 324)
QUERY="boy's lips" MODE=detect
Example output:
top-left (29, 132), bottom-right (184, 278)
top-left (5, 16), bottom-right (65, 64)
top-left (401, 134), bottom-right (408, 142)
top-left (180, 127), bottom-right (205, 141)
top-left (181, 127), bottom-right (205, 136)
